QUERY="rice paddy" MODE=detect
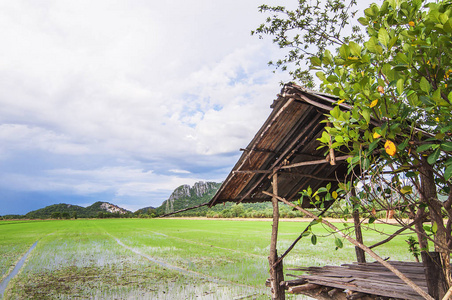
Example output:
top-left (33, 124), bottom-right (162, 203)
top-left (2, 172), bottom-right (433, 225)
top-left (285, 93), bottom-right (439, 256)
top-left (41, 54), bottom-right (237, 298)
top-left (0, 218), bottom-right (415, 299)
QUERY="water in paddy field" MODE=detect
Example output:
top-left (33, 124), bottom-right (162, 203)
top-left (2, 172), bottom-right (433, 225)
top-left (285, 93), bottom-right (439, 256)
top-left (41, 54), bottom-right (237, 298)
top-left (0, 241), bottom-right (38, 299)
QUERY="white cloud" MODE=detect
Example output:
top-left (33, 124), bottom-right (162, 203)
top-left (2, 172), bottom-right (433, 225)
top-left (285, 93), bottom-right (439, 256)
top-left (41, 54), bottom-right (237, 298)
top-left (169, 169), bottom-right (191, 174)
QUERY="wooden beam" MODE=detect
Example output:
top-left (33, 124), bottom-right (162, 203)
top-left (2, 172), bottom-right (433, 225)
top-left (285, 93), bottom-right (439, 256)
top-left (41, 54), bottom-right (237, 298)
top-left (240, 147), bottom-right (277, 153)
top-left (233, 170), bottom-right (272, 174)
top-left (234, 169), bottom-right (341, 181)
top-left (158, 202), bottom-right (209, 218)
top-left (288, 283), bottom-right (320, 293)
top-left (262, 191), bottom-right (434, 300)
top-left (280, 155), bottom-right (350, 170)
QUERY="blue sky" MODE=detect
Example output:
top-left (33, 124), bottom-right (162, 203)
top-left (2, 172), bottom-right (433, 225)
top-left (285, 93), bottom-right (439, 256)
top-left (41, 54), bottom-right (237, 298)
top-left (0, 0), bottom-right (296, 214)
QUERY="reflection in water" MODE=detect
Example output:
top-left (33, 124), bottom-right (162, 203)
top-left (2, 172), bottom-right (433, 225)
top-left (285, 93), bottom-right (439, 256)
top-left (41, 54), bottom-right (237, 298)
top-left (0, 241), bottom-right (38, 299)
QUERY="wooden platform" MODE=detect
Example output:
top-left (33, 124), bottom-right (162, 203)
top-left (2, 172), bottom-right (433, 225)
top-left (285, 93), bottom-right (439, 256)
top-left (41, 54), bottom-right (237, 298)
top-left (283, 261), bottom-right (428, 300)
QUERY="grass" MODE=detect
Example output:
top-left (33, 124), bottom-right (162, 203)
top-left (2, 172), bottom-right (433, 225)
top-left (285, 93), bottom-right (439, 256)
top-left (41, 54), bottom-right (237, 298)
top-left (0, 218), bottom-right (417, 299)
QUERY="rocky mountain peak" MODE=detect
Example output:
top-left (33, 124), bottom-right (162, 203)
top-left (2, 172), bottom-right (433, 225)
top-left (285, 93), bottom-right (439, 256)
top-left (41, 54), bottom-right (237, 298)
top-left (163, 181), bottom-right (220, 214)
top-left (99, 202), bottom-right (129, 214)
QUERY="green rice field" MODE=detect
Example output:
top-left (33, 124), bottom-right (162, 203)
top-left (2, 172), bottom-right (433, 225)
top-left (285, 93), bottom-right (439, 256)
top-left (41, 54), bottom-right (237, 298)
top-left (0, 218), bottom-right (417, 299)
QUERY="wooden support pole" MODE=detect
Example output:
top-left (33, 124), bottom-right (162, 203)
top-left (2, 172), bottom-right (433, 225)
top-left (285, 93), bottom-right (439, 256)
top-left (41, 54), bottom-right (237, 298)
top-left (352, 189), bottom-right (366, 263)
top-left (269, 172), bottom-right (285, 300)
top-left (326, 122), bottom-right (336, 166)
top-left (262, 191), bottom-right (434, 300)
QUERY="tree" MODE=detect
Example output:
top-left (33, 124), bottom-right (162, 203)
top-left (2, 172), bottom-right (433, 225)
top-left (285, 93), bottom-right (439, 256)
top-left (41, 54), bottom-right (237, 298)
top-left (51, 212), bottom-right (61, 219)
top-left (252, 0), bottom-right (364, 88)
top-left (256, 0), bottom-right (452, 298)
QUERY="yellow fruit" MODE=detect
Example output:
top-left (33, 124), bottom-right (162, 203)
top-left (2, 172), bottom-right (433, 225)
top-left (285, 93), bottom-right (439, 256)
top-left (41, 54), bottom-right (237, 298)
top-left (408, 21), bottom-right (415, 27)
top-left (384, 140), bottom-right (397, 156)
top-left (370, 99), bottom-right (378, 108)
top-left (332, 191), bottom-right (338, 200)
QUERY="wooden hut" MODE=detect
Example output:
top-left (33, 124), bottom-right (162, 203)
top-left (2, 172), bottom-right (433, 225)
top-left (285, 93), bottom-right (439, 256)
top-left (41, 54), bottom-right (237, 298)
top-left (208, 83), bottom-right (441, 300)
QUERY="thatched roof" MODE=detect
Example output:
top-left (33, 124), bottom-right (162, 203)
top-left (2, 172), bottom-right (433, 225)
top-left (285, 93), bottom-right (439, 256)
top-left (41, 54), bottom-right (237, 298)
top-left (209, 83), bottom-right (352, 208)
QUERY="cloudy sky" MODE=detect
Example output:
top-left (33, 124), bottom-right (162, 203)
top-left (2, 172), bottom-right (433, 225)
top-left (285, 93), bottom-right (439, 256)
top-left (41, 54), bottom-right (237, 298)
top-left (0, 0), bottom-right (300, 215)
top-left (0, 0), bottom-right (374, 215)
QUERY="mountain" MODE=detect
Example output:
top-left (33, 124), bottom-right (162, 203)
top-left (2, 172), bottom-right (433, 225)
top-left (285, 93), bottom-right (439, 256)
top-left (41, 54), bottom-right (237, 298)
top-left (134, 206), bottom-right (156, 215)
top-left (86, 201), bottom-right (131, 215)
top-left (155, 181), bottom-right (221, 215)
top-left (25, 203), bottom-right (87, 219)
top-left (24, 201), bottom-right (131, 219)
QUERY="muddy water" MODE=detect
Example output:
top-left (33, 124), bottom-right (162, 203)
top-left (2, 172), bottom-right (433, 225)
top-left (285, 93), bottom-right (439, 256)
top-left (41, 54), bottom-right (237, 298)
top-left (0, 241), bottom-right (38, 299)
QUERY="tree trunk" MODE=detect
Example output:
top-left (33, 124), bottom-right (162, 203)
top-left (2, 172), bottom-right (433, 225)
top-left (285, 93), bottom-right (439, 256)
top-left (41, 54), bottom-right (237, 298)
top-left (420, 158), bottom-right (450, 298)
top-left (353, 208), bottom-right (366, 263)
top-left (421, 252), bottom-right (449, 300)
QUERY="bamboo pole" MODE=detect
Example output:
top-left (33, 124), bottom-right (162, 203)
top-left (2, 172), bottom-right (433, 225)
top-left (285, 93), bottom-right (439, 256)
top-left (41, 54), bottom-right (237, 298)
top-left (262, 191), bottom-right (434, 300)
top-left (269, 173), bottom-right (285, 300)
top-left (442, 285), bottom-right (452, 300)
top-left (280, 155), bottom-right (350, 170)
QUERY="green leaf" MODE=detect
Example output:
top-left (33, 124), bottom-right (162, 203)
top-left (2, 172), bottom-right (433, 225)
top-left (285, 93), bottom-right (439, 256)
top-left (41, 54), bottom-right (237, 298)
top-left (445, 165), bottom-right (452, 180)
top-left (364, 7), bottom-right (375, 17)
top-left (368, 139), bottom-right (379, 152)
top-left (378, 28), bottom-right (390, 47)
top-left (327, 75), bottom-right (339, 83)
top-left (432, 222), bottom-right (438, 234)
top-left (349, 41), bottom-right (361, 57)
top-left (316, 71), bottom-right (326, 81)
top-left (331, 105), bottom-right (341, 119)
top-left (311, 234), bottom-right (317, 245)
top-left (396, 78), bottom-right (404, 95)
top-left (417, 143), bottom-right (433, 152)
top-left (358, 17), bottom-right (368, 26)
top-left (388, 36), bottom-right (398, 49)
top-left (334, 237), bottom-right (343, 249)
top-left (339, 44), bottom-right (350, 58)
top-left (448, 91), bottom-right (452, 103)
top-left (427, 148), bottom-right (441, 165)
top-left (444, 17), bottom-right (452, 33)
top-left (396, 52), bottom-right (410, 65)
top-left (369, 216), bottom-right (375, 224)
top-left (310, 56), bottom-right (321, 67)
top-left (400, 186), bottom-right (412, 194)
top-left (432, 88), bottom-right (441, 103)
top-left (365, 37), bottom-right (379, 53)
top-left (310, 219), bottom-right (319, 226)
top-left (420, 77), bottom-right (430, 93)
top-left (420, 96), bottom-right (435, 106)
top-left (361, 108), bottom-right (371, 124)
top-left (440, 142), bottom-right (452, 152)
